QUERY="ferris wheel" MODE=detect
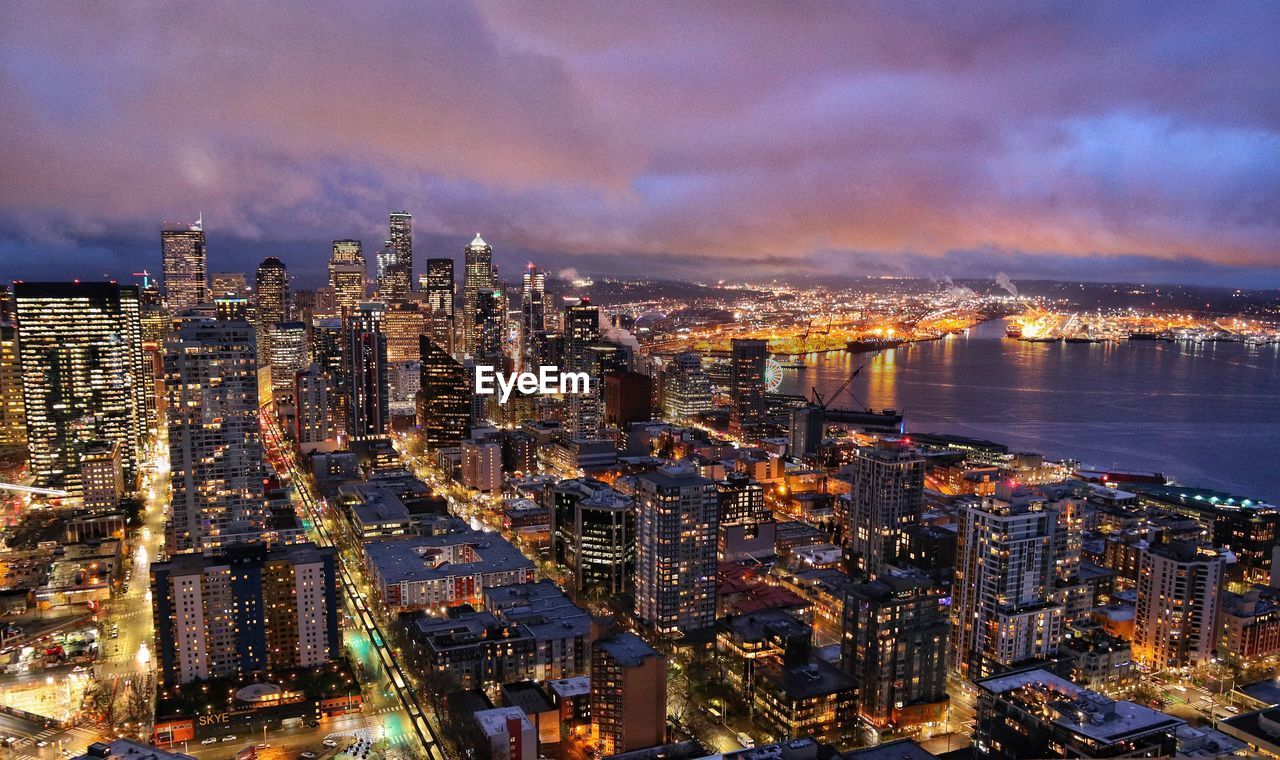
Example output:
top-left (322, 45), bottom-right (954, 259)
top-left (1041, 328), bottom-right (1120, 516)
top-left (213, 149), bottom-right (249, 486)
top-left (764, 357), bottom-right (784, 392)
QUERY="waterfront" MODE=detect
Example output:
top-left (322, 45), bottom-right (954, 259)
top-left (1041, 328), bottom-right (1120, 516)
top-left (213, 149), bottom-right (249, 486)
top-left (781, 319), bottom-right (1280, 499)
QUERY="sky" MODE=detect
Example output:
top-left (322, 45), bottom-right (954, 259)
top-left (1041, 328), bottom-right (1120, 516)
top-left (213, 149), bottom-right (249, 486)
top-left (1, 1), bottom-right (1279, 288)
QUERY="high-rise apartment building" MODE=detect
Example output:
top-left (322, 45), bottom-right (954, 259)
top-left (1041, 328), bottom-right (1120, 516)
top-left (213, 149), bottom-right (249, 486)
top-left (461, 438), bottom-right (503, 493)
top-left (591, 633), bottom-right (666, 755)
top-left (842, 569), bottom-right (950, 727)
top-left (729, 338), bottom-right (767, 438)
top-left (416, 337), bottom-right (471, 448)
top-left (293, 364), bottom-right (337, 446)
top-left (462, 233), bottom-right (495, 356)
top-left (548, 479), bottom-right (635, 595)
top-left (520, 265), bottom-right (546, 371)
top-left (80, 441), bottom-right (125, 512)
top-left (1133, 540), bottom-right (1227, 669)
top-left (151, 542), bottom-right (340, 685)
top-left (161, 219), bottom-right (207, 313)
top-left (790, 404), bottom-right (825, 460)
top-left (165, 317), bottom-right (267, 552)
top-left (14, 282), bottom-right (146, 494)
top-left (660, 352), bottom-right (712, 421)
top-left (845, 440), bottom-right (925, 578)
top-left (328, 240), bottom-right (366, 318)
top-left (951, 496), bottom-right (1064, 680)
top-left (634, 465), bottom-right (718, 637)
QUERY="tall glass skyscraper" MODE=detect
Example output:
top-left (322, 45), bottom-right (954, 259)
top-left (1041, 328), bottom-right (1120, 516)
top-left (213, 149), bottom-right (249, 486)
top-left (161, 218), bottom-right (207, 313)
top-left (462, 233), bottom-right (494, 356)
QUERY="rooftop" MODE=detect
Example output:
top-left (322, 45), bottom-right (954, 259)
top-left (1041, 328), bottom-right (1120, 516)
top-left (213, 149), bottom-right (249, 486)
top-left (596, 631), bottom-right (661, 667)
top-left (979, 668), bottom-right (1182, 743)
top-left (364, 530), bottom-right (534, 586)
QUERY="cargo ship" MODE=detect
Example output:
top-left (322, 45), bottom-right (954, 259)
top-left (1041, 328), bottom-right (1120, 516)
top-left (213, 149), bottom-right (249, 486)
top-left (1005, 324), bottom-right (1023, 339)
top-left (847, 337), bottom-right (905, 353)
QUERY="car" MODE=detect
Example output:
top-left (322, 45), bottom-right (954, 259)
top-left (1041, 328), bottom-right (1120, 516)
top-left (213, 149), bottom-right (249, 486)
top-left (220, 735), bottom-right (237, 742)
top-left (256, 743), bottom-right (269, 750)
top-left (300, 753), bottom-right (317, 759)
top-left (737, 733), bottom-right (755, 749)
top-left (201, 738), bottom-right (217, 745)
top-left (36, 741), bottom-right (49, 747)
top-left (323, 739), bottom-right (338, 748)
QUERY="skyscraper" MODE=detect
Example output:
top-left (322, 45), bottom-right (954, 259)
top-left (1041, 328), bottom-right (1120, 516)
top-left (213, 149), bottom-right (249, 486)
top-left (634, 464), bottom-right (718, 637)
top-left (660, 352), bottom-right (712, 421)
top-left (520, 265), bottom-right (546, 371)
top-left (951, 495), bottom-right (1064, 680)
top-left (0, 322), bottom-right (25, 450)
top-left (266, 322), bottom-right (309, 405)
top-left (842, 570), bottom-right (950, 727)
top-left (294, 364), bottom-right (337, 446)
top-left (382, 301), bottom-right (428, 363)
top-left (254, 256), bottom-right (289, 365)
top-left (346, 303), bottom-right (390, 440)
top-left (151, 542), bottom-right (340, 685)
top-left (1133, 540), bottom-right (1227, 669)
top-left (729, 338), bottom-right (767, 438)
top-left (790, 404), bottom-right (825, 460)
top-left (416, 337), bottom-right (470, 448)
top-left (564, 300), bottom-right (601, 438)
top-left (845, 440), bottom-right (925, 578)
top-left (161, 218), bottom-right (207, 313)
top-left (386, 211), bottom-right (413, 298)
top-left (328, 239), bottom-right (366, 318)
top-left (472, 288), bottom-right (505, 362)
top-left (14, 282), bottom-right (146, 494)
top-left (423, 257), bottom-right (456, 354)
top-left (165, 316), bottom-right (268, 552)
top-left (462, 233), bottom-right (495, 356)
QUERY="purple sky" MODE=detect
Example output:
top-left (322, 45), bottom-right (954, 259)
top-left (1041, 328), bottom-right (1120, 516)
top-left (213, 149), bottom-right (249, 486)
top-left (2, 2), bottom-right (1279, 287)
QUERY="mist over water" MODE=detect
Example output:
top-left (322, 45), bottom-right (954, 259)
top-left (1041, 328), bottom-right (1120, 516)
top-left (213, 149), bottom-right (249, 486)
top-left (779, 319), bottom-right (1280, 500)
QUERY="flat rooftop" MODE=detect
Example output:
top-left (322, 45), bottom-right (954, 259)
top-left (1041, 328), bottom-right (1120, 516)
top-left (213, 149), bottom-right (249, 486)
top-left (364, 529), bottom-right (534, 585)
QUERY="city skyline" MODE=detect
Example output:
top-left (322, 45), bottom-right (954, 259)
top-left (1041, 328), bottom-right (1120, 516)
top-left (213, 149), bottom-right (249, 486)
top-left (2, 3), bottom-right (1280, 287)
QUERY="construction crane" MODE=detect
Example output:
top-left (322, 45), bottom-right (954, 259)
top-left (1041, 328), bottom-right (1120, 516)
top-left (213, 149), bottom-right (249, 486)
top-left (811, 365), bottom-right (864, 409)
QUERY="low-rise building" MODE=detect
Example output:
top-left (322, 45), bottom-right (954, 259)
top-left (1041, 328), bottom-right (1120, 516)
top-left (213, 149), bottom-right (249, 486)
top-left (363, 530), bottom-right (536, 613)
top-left (474, 706), bottom-right (537, 760)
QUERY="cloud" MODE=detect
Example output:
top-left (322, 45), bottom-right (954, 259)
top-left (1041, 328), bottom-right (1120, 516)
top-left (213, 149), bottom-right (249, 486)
top-left (0, 1), bottom-right (1278, 286)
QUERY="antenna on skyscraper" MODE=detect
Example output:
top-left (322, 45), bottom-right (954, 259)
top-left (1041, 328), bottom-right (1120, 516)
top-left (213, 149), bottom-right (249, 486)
top-left (194, 212), bottom-right (203, 231)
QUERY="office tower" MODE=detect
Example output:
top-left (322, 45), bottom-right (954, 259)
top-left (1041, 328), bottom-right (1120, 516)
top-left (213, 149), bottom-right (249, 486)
top-left (80, 441), bottom-right (124, 512)
top-left (165, 317), bottom-right (267, 552)
top-left (376, 240), bottom-right (397, 294)
top-left (328, 240), bottom-right (366, 318)
top-left (14, 282), bottom-right (146, 494)
top-left (974, 669), bottom-right (1181, 760)
top-left (383, 301), bottom-right (427, 363)
top-left (845, 440), bottom-right (925, 578)
top-left (842, 570), bottom-right (950, 728)
top-left (312, 318), bottom-right (347, 438)
top-left (634, 465), bottom-right (718, 637)
top-left (151, 542), bottom-right (340, 685)
top-left (520, 265), bottom-right (546, 371)
top-left (661, 352), bottom-right (712, 421)
top-left (604, 371), bottom-right (652, 428)
top-left (135, 273), bottom-right (166, 431)
top-left (422, 257), bottom-right (455, 352)
top-left (387, 211), bottom-right (414, 298)
top-left (254, 256), bottom-right (289, 365)
top-left (790, 404), bottom-right (825, 460)
top-left (729, 338), bottom-right (767, 438)
top-left (267, 322), bottom-right (309, 404)
top-left (1133, 540), bottom-right (1227, 669)
top-left (291, 288), bottom-right (317, 322)
top-left (563, 300), bottom-right (601, 438)
top-left (548, 479), bottom-right (635, 595)
top-left (209, 272), bottom-right (249, 299)
top-left (417, 337), bottom-right (471, 448)
top-left (161, 218), bottom-right (207, 313)
top-left (293, 365), bottom-right (337, 446)
top-left (0, 323), bottom-right (24, 449)
top-left (591, 633), bottom-right (667, 755)
top-left (213, 295), bottom-right (250, 319)
top-left (462, 233), bottom-right (495, 355)
top-left (951, 496), bottom-right (1064, 680)
top-left (346, 303), bottom-right (390, 440)
top-left (473, 288), bottom-right (505, 362)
